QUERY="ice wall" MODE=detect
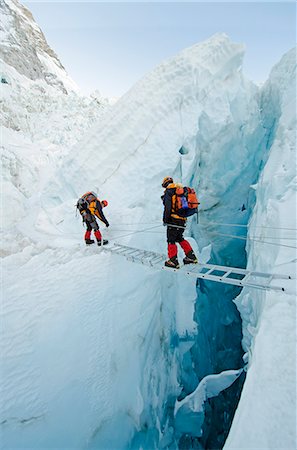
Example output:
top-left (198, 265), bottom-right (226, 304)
top-left (224, 48), bottom-right (296, 450)
top-left (2, 25), bottom-right (295, 449)
top-left (2, 33), bottom-right (264, 449)
top-left (32, 34), bottom-right (264, 449)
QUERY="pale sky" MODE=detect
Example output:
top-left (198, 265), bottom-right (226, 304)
top-left (23, 1), bottom-right (296, 97)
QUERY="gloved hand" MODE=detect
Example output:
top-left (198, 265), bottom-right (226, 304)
top-left (163, 222), bottom-right (167, 227)
top-left (106, 222), bottom-right (110, 228)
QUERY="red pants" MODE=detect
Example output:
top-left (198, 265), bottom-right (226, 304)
top-left (84, 230), bottom-right (102, 241)
top-left (168, 240), bottom-right (192, 258)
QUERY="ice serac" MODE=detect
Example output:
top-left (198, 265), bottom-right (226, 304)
top-left (2, 30), bottom-right (262, 449)
top-left (0, 0), bottom-right (77, 93)
top-left (224, 48), bottom-right (296, 450)
top-left (3, 11), bottom-right (294, 447)
top-left (63, 33), bottom-right (248, 202)
top-left (38, 33), bottom-right (263, 449)
top-left (0, 0), bottom-right (109, 256)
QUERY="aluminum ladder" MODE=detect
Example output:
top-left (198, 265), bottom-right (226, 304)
top-left (104, 243), bottom-right (292, 292)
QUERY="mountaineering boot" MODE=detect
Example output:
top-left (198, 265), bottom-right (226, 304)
top-left (85, 239), bottom-right (95, 245)
top-left (165, 257), bottom-right (180, 269)
top-left (97, 239), bottom-right (109, 246)
top-left (183, 250), bottom-right (198, 265)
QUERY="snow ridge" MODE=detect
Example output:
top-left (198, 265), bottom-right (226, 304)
top-left (0, 0), bottom-right (77, 93)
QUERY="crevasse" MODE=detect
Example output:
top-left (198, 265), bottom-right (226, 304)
top-left (2, 31), bottom-right (295, 450)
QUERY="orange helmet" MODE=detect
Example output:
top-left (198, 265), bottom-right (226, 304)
top-left (162, 176), bottom-right (173, 188)
top-left (101, 200), bottom-right (108, 207)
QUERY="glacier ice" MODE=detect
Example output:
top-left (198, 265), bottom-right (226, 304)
top-left (174, 369), bottom-right (243, 438)
top-left (1, 3), bottom-right (296, 448)
top-left (224, 48), bottom-right (296, 450)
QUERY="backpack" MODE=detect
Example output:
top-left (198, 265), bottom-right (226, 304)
top-left (77, 191), bottom-right (97, 213)
top-left (173, 186), bottom-right (199, 217)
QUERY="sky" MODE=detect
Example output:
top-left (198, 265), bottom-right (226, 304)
top-left (23, 1), bottom-right (296, 98)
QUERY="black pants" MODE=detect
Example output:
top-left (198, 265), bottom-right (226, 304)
top-left (167, 219), bottom-right (186, 244)
top-left (84, 213), bottom-right (99, 232)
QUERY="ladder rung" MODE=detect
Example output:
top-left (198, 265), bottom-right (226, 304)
top-left (106, 244), bottom-right (289, 292)
top-left (149, 254), bottom-right (163, 262)
top-left (114, 248), bottom-right (130, 254)
top-left (149, 256), bottom-right (164, 264)
top-left (222, 271), bottom-right (232, 279)
top-left (241, 273), bottom-right (251, 283)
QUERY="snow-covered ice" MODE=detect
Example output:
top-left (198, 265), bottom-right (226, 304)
top-left (1, 1), bottom-right (296, 448)
top-left (224, 48), bottom-right (296, 450)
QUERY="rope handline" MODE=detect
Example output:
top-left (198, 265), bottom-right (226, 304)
top-left (105, 224), bottom-right (297, 250)
top-left (206, 231), bottom-right (297, 250)
top-left (107, 224), bottom-right (162, 242)
top-left (106, 220), bottom-right (297, 232)
top-left (56, 221), bottom-right (296, 250)
top-left (110, 228), bottom-right (297, 240)
top-left (200, 221), bottom-right (297, 232)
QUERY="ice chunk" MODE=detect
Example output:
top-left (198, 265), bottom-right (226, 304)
top-left (174, 369), bottom-right (243, 437)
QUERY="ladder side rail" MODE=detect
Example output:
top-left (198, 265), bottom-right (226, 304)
top-left (240, 272), bottom-right (252, 284)
top-left (149, 254), bottom-right (165, 263)
top-left (205, 266), bottom-right (219, 275)
top-left (112, 244), bottom-right (130, 251)
top-left (243, 279), bottom-right (285, 292)
top-left (129, 251), bottom-right (158, 261)
top-left (115, 244), bottom-right (131, 249)
top-left (122, 248), bottom-right (145, 257)
top-left (112, 247), bottom-right (132, 255)
top-left (195, 273), bottom-right (245, 287)
top-left (195, 272), bottom-right (276, 290)
top-left (140, 254), bottom-right (154, 263)
top-left (199, 263), bottom-right (248, 276)
top-left (130, 256), bottom-right (150, 265)
top-left (148, 255), bottom-right (165, 264)
top-left (126, 252), bottom-right (148, 262)
top-left (106, 245), bottom-right (125, 252)
top-left (107, 245), bottom-right (290, 289)
top-left (109, 245), bottom-right (123, 251)
top-left (194, 272), bottom-right (285, 292)
top-left (251, 270), bottom-right (292, 280)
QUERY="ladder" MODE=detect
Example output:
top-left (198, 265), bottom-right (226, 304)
top-left (104, 243), bottom-right (291, 292)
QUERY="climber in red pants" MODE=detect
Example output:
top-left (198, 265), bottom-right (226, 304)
top-left (161, 176), bottom-right (198, 269)
top-left (77, 192), bottom-right (109, 246)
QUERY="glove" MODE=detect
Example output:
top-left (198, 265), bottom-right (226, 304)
top-left (163, 222), bottom-right (167, 227)
top-left (106, 222), bottom-right (110, 228)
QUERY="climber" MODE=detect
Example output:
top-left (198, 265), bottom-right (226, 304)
top-left (162, 176), bottom-right (198, 269)
top-left (77, 192), bottom-right (109, 246)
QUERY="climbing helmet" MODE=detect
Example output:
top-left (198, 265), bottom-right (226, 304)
top-left (162, 176), bottom-right (173, 188)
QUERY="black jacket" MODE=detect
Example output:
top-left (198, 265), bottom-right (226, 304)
top-left (162, 186), bottom-right (186, 225)
top-left (93, 200), bottom-right (109, 226)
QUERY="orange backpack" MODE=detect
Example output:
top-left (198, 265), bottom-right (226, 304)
top-left (174, 186), bottom-right (199, 217)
